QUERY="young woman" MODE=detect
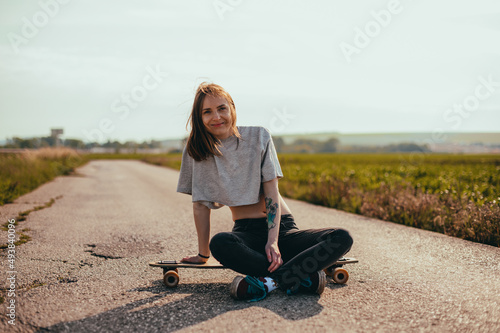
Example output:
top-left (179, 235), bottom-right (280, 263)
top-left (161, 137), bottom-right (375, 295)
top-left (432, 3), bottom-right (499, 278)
top-left (177, 82), bottom-right (353, 301)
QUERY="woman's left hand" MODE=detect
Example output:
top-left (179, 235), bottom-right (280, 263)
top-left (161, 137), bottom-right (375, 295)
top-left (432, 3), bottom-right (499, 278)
top-left (265, 241), bottom-right (283, 273)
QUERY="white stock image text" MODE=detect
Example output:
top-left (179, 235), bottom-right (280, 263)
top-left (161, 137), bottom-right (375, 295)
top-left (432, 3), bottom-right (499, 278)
top-left (6, 219), bottom-right (17, 326)
top-left (82, 64), bottom-right (168, 143)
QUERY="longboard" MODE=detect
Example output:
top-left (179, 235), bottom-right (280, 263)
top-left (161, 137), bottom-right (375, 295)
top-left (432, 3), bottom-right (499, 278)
top-left (149, 257), bottom-right (358, 288)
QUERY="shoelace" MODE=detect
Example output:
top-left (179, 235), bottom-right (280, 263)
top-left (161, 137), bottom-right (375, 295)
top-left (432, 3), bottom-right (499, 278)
top-left (244, 276), bottom-right (267, 302)
top-left (301, 277), bottom-right (313, 288)
top-left (286, 276), bottom-right (313, 295)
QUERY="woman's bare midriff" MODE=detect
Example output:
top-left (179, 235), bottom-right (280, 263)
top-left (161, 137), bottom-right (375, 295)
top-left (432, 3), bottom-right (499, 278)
top-left (229, 194), bottom-right (292, 221)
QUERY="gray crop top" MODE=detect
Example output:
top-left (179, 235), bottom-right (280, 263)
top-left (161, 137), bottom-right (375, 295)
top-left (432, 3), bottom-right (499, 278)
top-left (176, 126), bottom-right (283, 209)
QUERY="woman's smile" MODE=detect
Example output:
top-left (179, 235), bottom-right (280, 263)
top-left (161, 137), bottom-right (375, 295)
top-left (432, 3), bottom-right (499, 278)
top-left (202, 95), bottom-right (234, 140)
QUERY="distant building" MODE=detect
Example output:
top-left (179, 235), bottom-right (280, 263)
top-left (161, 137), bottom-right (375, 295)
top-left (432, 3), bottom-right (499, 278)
top-left (51, 128), bottom-right (64, 147)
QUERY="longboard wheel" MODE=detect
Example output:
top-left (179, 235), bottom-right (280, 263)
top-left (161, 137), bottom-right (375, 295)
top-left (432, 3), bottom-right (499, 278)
top-left (163, 271), bottom-right (180, 288)
top-left (332, 268), bottom-right (349, 284)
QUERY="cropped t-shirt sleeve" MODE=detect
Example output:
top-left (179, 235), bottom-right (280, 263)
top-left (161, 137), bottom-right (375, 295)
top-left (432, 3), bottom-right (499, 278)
top-left (176, 145), bottom-right (225, 210)
top-left (261, 131), bottom-right (283, 182)
top-left (176, 146), bottom-right (193, 195)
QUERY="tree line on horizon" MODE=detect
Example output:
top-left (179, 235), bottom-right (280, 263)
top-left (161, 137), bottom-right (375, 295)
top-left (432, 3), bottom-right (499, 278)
top-left (1, 135), bottom-right (431, 153)
top-left (272, 137), bottom-right (430, 153)
top-left (0, 137), bottom-right (163, 151)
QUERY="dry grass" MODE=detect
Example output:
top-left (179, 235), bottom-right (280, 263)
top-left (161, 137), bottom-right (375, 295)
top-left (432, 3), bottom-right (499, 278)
top-left (141, 154), bottom-right (182, 170)
top-left (357, 184), bottom-right (500, 246)
top-left (29, 147), bottom-right (81, 160)
top-left (0, 148), bottom-right (85, 205)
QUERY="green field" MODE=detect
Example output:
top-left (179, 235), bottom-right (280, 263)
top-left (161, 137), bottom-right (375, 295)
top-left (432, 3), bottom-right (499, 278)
top-left (1, 150), bottom-right (498, 246)
top-left (136, 152), bottom-right (500, 247)
top-left (277, 154), bottom-right (499, 247)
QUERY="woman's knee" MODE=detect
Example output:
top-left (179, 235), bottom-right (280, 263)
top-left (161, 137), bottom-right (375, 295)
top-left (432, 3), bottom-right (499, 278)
top-left (209, 232), bottom-right (236, 257)
top-left (335, 228), bottom-right (353, 252)
top-left (321, 228), bottom-right (353, 253)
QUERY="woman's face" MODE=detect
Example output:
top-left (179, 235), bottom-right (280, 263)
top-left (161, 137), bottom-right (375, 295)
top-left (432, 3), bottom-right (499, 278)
top-left (201, 95), bottom-right (234, 140)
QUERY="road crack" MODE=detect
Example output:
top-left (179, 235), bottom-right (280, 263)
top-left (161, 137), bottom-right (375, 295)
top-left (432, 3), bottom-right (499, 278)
top-left (0, 195), bottom-right (63, 250)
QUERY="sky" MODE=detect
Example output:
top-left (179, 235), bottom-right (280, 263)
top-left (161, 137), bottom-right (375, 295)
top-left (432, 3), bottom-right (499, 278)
top-left (0, 0), bottom-right (499, 143)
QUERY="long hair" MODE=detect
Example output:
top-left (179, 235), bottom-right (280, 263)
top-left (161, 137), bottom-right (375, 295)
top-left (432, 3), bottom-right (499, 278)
top-left (186, 82), bottom-right (240, 161)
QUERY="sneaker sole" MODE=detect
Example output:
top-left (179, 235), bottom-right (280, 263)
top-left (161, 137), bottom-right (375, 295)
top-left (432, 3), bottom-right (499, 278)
top-left (230, 276), bottom-right (245, 299)
top-left (316, 271), bottom-right (326, 295)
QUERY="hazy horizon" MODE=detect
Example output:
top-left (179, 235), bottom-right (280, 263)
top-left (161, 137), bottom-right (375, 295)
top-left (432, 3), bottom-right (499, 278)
top-left (1, 0), bottom-right (499, 143)
top-left (3, 130), bottom-right (500, 146)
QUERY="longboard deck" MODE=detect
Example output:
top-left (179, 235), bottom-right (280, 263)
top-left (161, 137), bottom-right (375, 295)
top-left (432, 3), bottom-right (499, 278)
top-left (149, 257), bottom-right (358, 269)
top-left (149, 258), bottom-right (224, 269)
top-left (152, 257), bottom-right (359, 287)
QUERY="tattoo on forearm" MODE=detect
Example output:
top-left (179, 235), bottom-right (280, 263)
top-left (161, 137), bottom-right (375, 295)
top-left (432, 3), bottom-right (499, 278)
top-left (265, 197), bottom-right (278, 230)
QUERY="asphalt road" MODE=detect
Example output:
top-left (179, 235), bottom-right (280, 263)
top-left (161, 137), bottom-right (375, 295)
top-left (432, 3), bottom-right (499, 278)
top-left (0, 160), bottom-right (499, 332)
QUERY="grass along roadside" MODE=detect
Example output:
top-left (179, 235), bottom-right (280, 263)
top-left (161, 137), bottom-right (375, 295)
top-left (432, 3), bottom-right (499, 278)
top-left (0, 196), bottom-right (62, 249)
top-left (277, 154), bottom-right (500, 247)
top-left (137, 153), bottom-right (500, 247)
top-left (0, 149), bottom-right (182, 206)
top-left (0, 149), bottom-right (498, 247)
top-left (82, 152), bottom-right (183, 170)
top-left (0, 196), bottom-right (60, 303)
top-left (0, 148), bottom-right (85, 205)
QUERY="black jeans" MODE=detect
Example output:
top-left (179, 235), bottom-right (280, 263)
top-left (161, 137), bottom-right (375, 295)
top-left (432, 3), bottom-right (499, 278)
top-left (209, 214), bottom-right (353, 290)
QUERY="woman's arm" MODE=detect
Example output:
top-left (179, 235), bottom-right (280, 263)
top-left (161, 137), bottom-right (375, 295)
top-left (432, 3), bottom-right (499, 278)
top-left (181, 202), bottom-right (211, 263)
top-left (262, 178), bottom-right (283, 273)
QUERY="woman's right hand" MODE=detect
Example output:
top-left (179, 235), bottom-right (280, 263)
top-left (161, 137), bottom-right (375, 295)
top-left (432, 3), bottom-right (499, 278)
top-left (181, 254), bottom-right (209, 264)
